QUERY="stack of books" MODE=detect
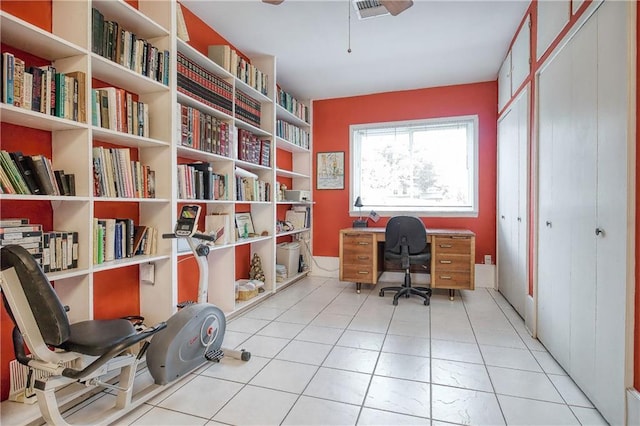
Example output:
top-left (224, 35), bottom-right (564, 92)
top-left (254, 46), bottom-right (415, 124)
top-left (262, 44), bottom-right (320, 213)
top-left (180, 104), bottom-right (231, 157)
top-left (207, 45), bottom-right (269, 96)
top-left (91, 87), bottom-right (149, 137)
top-left (277, 86), bottom-right (309, 123)
top-left (92, 146), bottom-right (155, 198)
top-left (234, 90), bottom-right (261, 128)
top-left (0, 150), bottom-right (75, 196)
top-left (177, 53), bottom-right (233, 116)
top-left (276, 120), bottom-right (310, 149)
top-left (237, 128), bottom-right (270, 166)
top-left (93, 218), bottom-right (156, 264)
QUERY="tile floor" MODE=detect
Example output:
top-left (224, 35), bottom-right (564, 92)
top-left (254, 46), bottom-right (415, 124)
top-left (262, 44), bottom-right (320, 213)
top-left (70, 276), bottom-right (609, 425)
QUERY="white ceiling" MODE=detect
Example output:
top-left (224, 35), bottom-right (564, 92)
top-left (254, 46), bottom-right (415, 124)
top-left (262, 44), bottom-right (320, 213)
top-left (181, 0), bottom-right (530, 101)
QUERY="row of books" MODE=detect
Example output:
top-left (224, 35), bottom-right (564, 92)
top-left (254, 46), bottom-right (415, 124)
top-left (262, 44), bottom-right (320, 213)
top-left (180, 104), bottom-right (231, 157)
top-left (0, 220), bottom-right (78, 273)
top-left (0, 150), bottom-right (76, 196)
top-left (236, 176), bottom-right (271, 202)
top-left (237, 129), bottom-right (271, 167)
top-left (276, 119), bottom-right (310, 149)
top-left (92, 146), bottom-right (156, 198)
top-left (177, 52), bottom-right (233, 116)
top-left (207, 45), bottom-right (269, 96)
top-left (177, 162), bottom-right (228, 201)
top-left (91, 8), bottom-right (170, 86)
top-left (93, 218), bottom-right (157, 264)
top-left (277, 86), bottom-right (309, 123)
top-left (91, 87), bottom-right (149, 137)
top-left (235, 90), bottom-right (262, 128)
top-left (2, 52), bottom-right (86, 122)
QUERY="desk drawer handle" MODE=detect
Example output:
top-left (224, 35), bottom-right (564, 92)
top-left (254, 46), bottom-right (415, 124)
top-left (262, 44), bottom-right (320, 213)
top-left (358, 242), bottom-right (370, 245)
top-left (439, 260), bottom-right (452, 264)
top-left (358, 271), bottom-right (369, 275)
top-left (357, 255), bottom-right (369, 260)
top-left (451, 236), bottom-right (468, 239)
top-left (439, 244), bottom-right (453, 248)
top-left (440, 275), bottom-right (452, 280)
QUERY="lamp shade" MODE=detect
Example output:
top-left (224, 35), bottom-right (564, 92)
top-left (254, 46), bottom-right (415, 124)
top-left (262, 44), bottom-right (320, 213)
top-left (354, 196), bottom-right (363, 208)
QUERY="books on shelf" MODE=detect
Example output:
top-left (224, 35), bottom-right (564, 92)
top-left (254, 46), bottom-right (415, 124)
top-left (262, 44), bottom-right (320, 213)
top-left (234, 167), bottom-right (271, 202)
top-left (93, 218), bottom-right (156, 264)
top-left (276, 119), bottom-right (310, 149)
top-left (1, 52), bottom-right (86, 122)
top-left (234, 90), bottom-right (261, 128)
top-left (237, 128), bottom-right (270, 166)
top-left (207, 45), bottom-right (269, 96)
top-left (0, 150), bottom-right (76, 196)
top-left (177, 52), bottom-right (233, 116)
top-left (277, 85), bottom-right (309, 123)
top-left (91, 87), bottom-right (149, 137)
top-left (92, 146), bottom-right (155, 198)
top-left (177, 162), bottom-right (228, 200)
top-left (91, 8), bottom-right (170, 86)
top-left (180, 104), bottom-right (231, 157)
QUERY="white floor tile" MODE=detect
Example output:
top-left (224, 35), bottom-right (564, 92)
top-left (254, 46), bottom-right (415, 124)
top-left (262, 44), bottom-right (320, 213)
top-left (310, 312), bottom-right (354, 329)
top-left (276, 308), bottom-right (319, 324)
top-left (474, 329), bottom-right (526, 349)
top-left (241, 306), bottom-right (286, 321)
top-left (431, 339), bottom-right (483, 364)
top-left (212, 385), bottom-right (297, 425)
top-left (430, 323), bottom-right (476, 343)
top-left (488, 366), bottom-right (564, 403)
top-left (548, 374), bottom-right (594, 407)
top-left (498, 394), bottom-right (580, 425)
top-left (387, 319), bottom-right (430, 338)
top-left (157, 375), bottom-right (242, 418)
top-left (336, 330), bottom-right (386, 351)
top-left (570, 406), bottom-right (608, 425)
top-left (480, 344), bottom-right (543, 372)
top-left (531, 350), bottom-right (567, 375)
top-left (374, 352), bottom-right (430, 382)
top-left (357, 407), bottom-right (429, 425)
top-left (226, 317), bottom-right (270, 334)
top-left (130, 406), bottom-right (208, 425)
top-left (382, 334), bottom-right (430, 357)
top-left (276, 339), bottom-right (333, 365)
top-left (364, 375), bottom-right (430, 418)
top-left (255, 321), bottom-right (305, 339)
top-left (348, 316), bottom-right (392, 333)
top-left (323, 345), bottom-right (380, 374)
top-left (249, 359), bottom-right (318, 393)
top-left (240, 334), bottom-right (290, 358)
top-left (304, 367), bottom-right (371, 405)
top-left (222, 330), bottom-right (252, 350)
top-left (432, 384), bottom-right (505, 425)
top-left (431, 359), bottom-right (493, 392)
top-left (295, 324), bottom-right (344, 344)
top-left (282, 395), bottom-right (360, 425)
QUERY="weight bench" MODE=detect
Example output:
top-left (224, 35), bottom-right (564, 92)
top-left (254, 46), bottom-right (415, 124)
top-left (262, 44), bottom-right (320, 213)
top-left (0, 245), bottom-right (166, 425)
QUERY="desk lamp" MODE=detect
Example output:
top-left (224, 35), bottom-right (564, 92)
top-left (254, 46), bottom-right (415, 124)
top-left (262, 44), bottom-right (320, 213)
top-left (353, 196), bottom-right (368, 228)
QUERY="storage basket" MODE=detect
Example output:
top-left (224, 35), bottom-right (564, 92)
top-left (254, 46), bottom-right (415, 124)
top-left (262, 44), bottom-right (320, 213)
top-left (237, 288), bottom-right (258, 301)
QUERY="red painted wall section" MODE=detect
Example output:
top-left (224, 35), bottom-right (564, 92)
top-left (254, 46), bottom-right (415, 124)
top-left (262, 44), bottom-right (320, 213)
top-left (179, 3), bottom-right (243, 59)
top-left (0, 1), bottom-right (52, 31)
top-left (312, 82), bottom-right (498, 264)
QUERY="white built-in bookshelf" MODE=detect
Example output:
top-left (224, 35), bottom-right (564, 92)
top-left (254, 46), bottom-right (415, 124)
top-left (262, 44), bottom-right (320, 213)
top-left (0, 0), bottom-right (313, 332)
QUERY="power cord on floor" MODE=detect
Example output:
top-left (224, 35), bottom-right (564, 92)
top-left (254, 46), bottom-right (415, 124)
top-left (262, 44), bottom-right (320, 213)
top-left (297, 237), bottom-right (339, 273)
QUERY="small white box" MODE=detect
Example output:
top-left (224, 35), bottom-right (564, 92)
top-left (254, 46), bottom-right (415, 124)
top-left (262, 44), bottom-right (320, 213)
top-left (284, 190), bottom-right (311, 202)
top-left (276, 242), bottom-right (300, 278)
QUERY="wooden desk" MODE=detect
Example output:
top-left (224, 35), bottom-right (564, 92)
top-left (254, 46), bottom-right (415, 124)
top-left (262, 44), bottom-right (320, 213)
top-left (339, 227), bottom-right (475, 299)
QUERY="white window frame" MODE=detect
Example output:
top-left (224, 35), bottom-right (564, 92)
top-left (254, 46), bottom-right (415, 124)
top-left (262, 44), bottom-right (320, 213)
top-left (349, 115), bottom-right (479, 217)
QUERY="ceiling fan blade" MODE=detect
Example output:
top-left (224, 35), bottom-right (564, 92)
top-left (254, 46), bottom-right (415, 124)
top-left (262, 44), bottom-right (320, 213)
top-left (379, 0), bottom-right (414, 16)
top-left (262, 0), bottom-right (285, 4)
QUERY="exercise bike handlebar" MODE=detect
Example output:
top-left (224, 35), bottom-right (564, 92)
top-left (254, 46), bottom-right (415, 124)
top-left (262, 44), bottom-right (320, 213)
top-left (162, 233), bottom-right (216, 242)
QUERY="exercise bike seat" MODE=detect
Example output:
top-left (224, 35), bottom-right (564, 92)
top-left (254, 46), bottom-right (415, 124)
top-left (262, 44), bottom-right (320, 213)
top-left (60, 319), bottom-right (138, 356)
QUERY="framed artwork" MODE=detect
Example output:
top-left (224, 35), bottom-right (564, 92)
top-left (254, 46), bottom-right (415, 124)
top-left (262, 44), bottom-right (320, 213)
top-left (317, 151), bottom-right (345, 190)
top-left (235, 212), bottom-right (255, 239)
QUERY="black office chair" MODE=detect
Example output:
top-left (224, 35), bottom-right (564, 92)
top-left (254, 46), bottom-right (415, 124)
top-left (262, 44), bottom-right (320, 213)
top-left (379, 216), bottom-right (432, 306)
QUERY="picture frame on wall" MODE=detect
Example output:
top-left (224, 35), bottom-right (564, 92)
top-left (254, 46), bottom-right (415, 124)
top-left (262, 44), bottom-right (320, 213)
top-left (317, 151), bottom-right (344, 190)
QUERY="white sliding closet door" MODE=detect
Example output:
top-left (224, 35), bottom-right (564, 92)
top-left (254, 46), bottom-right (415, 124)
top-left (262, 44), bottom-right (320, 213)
top-left (536, 2), bottom-right (632, 424)
top-left (497, 86), bottom-right (529, 317)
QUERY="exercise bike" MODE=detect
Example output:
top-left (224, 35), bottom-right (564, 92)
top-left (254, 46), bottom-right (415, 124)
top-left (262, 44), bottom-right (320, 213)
top-left (0, 205), bottom-right (249, 425)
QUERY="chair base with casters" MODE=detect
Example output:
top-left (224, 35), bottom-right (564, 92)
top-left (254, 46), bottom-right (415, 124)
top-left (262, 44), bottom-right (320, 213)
top-left (378, 216), bottom-right (432, 306)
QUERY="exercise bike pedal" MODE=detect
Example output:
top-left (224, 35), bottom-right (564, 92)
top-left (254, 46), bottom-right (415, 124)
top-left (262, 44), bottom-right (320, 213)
top-left (177, 300), bottom-right (196, 309)
top-left (205, 348), bottom-right (224, 362)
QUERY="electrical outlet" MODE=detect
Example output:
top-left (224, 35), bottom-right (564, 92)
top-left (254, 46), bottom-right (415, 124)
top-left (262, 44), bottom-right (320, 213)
top-left (484, 255), bottom-right (492, 265)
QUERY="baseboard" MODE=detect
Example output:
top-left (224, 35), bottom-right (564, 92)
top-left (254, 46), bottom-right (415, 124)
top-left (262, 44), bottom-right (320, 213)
top-left (626, 388), bottom-right (640, 425)
top-left (474, 264), bottom-right (496, 288)
top-left (309, 256), bottom-right (339, 278)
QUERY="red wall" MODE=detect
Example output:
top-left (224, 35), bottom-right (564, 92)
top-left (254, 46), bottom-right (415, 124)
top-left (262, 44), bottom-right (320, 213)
top-left (312, 82), bottom-right (498, 264)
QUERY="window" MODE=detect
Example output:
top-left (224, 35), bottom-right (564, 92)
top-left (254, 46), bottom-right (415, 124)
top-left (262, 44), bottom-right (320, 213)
top-left (350, 116), bottom-right (478, 216)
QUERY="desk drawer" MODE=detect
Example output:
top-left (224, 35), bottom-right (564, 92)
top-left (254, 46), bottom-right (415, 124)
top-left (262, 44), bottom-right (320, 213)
top-left (433, 236), bottom-right (471, 255)
top-left (342, 233), bottom-right (375, 247)
top-left (344, 252), bottom-right (374, 264)
top-left (341, 264), bottom-right (376, 284)
top-left (434, 254), bottom-right (471, 272)
top-left (432, 271), bottom-right (472, 289)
